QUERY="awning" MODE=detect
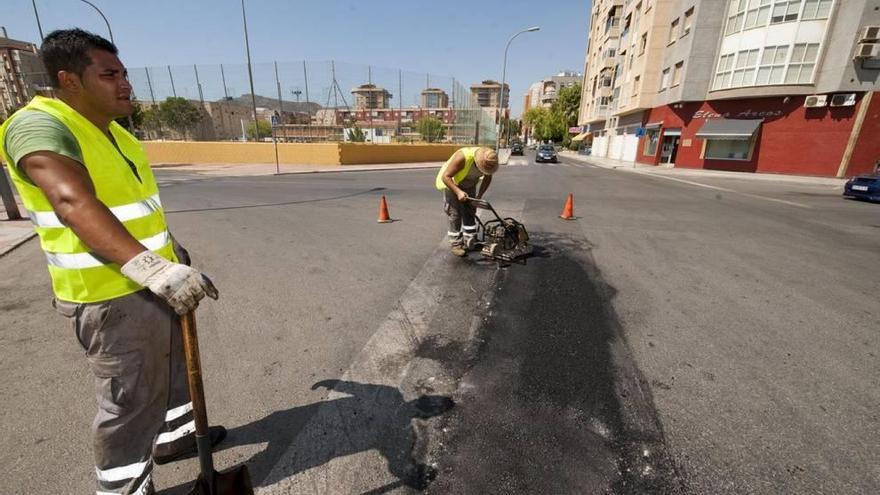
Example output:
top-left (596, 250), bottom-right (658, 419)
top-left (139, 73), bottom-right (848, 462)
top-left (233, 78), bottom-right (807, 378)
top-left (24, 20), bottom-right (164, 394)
top-left (572, 131), bottom-right (592, 142)
top-left (663, 128), bottom-right (682, 136)
top-left (644, 122), bottom-right (662, 129)
top-left (696, 119), bottom-right (762, 140)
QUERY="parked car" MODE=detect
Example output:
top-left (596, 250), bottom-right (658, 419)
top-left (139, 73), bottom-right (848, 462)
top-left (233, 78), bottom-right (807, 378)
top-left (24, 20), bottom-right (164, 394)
top-left (843, 173), bottom-right (880, 202)
top-left (511, 142), bottom-right (524, 155)
top-left (535, 144), bottom-right (558, 163)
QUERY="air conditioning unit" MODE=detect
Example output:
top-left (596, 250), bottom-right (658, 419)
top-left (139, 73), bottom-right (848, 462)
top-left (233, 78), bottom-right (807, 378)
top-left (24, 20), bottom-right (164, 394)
top-left (854, 43), bottom-right (880, 59)
top-left (830, 93), bottom-right (857, 107)
top-left (804, 95), bottom-right (828, 108)
top-left (860, 26), bottom-right (880, 42)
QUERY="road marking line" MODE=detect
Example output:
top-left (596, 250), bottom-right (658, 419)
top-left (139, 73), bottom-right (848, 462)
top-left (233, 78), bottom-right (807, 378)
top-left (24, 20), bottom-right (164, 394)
top-left (636, 172), bottom-right (813, 209)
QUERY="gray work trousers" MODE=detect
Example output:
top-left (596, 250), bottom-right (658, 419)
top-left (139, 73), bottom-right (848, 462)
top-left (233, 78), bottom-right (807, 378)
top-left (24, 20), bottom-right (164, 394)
top-left (54, 290), bottom-right (193, 495)
top-left (443, 184), bottom-right (478, 247)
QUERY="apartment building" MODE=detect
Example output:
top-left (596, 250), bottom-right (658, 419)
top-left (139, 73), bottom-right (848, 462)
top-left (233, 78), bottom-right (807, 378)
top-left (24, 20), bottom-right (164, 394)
top-left (0, 29), bottom-right (50, 119)
top-left (352, 84), bottom-right (392, 109)
top-left (579, 0), bottom-right (880, 177)
top-left (470, 80), bottom-right (510, 110)
top-left (421, 88), bottom-right (449, 108)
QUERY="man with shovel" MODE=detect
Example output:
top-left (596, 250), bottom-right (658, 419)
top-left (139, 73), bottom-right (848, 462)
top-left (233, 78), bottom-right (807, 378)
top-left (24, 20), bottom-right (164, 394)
top-left (435, 146), bottom-right (499, 257)
top-left (0, 29), bottom-right (225, 494)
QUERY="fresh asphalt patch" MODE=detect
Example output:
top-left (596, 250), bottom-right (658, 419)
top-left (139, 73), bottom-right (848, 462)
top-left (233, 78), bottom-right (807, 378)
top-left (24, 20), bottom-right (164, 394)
top-left (424, 199), bottom-right (687, 494)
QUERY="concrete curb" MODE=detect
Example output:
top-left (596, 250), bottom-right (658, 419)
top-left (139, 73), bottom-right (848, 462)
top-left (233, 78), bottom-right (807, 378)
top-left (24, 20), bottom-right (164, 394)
top-left (558, 152), bottom-right (846, 187)
top-left (0, 230), bottom-right (36, 259)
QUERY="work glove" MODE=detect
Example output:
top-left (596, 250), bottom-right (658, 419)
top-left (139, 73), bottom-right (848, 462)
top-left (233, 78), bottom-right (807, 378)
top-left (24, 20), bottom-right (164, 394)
top-left (121, 251), bottom-right (219, 315)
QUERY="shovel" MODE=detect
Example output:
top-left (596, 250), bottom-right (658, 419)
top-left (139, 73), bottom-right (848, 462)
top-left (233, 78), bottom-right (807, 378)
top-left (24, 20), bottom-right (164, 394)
top-left (180, 311), bottom-right (254, 495)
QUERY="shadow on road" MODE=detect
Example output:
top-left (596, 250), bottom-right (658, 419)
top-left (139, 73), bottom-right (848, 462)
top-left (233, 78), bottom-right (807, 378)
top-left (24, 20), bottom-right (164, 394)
top-left (427, 231), bottom-right (686, 494)
top-left (157, 380), bottom-right (453, 494)
top-left (165, 187), bottom-right (386, 215)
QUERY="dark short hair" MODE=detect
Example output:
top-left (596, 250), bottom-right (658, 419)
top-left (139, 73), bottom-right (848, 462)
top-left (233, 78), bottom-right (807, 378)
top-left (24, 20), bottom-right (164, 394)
top-left (41, 29), bottom-right (118, 88)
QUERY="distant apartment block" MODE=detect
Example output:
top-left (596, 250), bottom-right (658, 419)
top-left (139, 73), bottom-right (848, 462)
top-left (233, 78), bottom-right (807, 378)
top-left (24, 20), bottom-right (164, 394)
top-left (352, 84), bottom-right (392, 109)
top-left (421, 88), bottom-right (449, 108)
top-left (579, 0), bottom-right (880, 177)
top-left (470, 80), bottom-right (510, 109)
top-left (0, 29), bottom-right (50, 119)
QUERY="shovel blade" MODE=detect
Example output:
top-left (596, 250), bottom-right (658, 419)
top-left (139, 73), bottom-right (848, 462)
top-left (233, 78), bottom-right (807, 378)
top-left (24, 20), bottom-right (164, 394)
top-left (185, 465), bottom-right (254, 495)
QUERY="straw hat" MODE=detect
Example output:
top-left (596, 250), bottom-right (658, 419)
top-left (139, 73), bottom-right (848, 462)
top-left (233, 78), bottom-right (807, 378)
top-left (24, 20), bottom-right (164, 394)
top-left (475, 147), bottom-right (499, 175)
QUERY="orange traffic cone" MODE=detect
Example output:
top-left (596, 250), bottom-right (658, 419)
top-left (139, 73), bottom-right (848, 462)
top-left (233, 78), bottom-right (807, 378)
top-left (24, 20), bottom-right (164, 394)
top-left (377, 195), bottom-right (392, 223)
top-left (559, 194), bottom-right (575, 220)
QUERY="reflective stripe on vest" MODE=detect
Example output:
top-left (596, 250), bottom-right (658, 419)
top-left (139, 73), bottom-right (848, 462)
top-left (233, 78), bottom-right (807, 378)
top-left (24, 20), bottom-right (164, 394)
top-left (0, 96), bottom-right (176, 303)
top-left (435, 147), bottom-right (479, 190)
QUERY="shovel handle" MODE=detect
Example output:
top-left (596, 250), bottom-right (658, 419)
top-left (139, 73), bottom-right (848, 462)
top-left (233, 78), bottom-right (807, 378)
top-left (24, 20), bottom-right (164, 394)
top-left (180, 312), bottom-right (216, 484)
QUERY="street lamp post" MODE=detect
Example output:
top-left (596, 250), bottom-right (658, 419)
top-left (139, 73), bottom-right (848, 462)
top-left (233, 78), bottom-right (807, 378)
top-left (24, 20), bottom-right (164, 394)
top-left (496, 26), bottom-right (539, 150)
top-left (77, 0), bottom-right (114, 43)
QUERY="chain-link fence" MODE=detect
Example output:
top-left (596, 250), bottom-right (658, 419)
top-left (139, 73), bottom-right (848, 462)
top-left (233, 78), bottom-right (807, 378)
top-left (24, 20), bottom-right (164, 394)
top-left (122, 60), bottom-right (496, 146)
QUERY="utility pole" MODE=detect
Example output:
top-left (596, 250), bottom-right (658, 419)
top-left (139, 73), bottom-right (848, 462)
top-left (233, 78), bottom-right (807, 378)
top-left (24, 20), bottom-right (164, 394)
top-left (167, 66), bottom-right (176, 97)
top-left (303, 61), bottom-right (312, 142)
top-left (241, 0), bottom-right (259, 140)
top-left (194, 65), bottom-right (204, 104)
top-left (31, 0), bottom-right (44, 40)
top-left (220, 64), bottom-right (229, 100)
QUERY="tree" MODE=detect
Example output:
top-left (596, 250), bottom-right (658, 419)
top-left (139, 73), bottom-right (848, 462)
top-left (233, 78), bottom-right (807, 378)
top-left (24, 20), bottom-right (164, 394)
top-left (115, 101), bottom-right (144, 132)
top-left (553, 84), bottom-right (582, 129)
top-left (523, 107), bottom-right (550, 142)
top-left (552, 84), bottom-right (582, 148)
top-left (158, 97), bottom-right (203, 139)
top-left (416, 116), bottom-right (446, 143)
top-left (500, 117), bottom-right (522, 145)
top-left (140, 106), bottom-right (164, 138)
top-left (347, 124), bottom-right (366, 142)
top-left (246, 120), bottom-right (272, 140)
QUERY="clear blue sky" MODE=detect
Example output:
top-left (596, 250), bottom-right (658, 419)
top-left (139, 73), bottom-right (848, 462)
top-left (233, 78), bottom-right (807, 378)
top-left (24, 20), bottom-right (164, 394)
top-left (4, 0), bottom-right (590, 117)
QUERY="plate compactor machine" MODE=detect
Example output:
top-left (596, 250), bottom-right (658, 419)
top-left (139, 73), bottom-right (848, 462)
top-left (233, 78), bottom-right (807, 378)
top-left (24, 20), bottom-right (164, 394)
top-left (465, 198), bottom-right (532, 264)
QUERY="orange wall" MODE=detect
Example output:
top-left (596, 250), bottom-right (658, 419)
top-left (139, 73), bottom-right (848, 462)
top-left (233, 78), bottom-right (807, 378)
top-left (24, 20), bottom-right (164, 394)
top-left (142, 141), bottom-right (462, 166)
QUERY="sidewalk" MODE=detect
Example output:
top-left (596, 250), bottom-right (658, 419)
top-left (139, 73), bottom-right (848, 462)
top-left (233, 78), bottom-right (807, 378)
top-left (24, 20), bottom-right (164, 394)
top-left (0, 203), bottom-right (34, 258)
top-left (558, 151), bottom-right (847, 187)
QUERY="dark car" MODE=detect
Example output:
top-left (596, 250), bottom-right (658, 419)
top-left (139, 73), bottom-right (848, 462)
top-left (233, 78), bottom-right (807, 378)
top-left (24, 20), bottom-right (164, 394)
top-left (511, 142), bottom-right (524, 155)
top-left (535, 144), bottom-right (557, 163)
top-left (844, 173), bottom-right (880, 202)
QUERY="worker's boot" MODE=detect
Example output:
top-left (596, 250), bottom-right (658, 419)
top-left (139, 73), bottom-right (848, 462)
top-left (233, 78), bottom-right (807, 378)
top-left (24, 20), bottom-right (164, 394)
top-left (450, 244), bottom-right (467, 257)
top-left (152, 425), bottom-right (227, 465)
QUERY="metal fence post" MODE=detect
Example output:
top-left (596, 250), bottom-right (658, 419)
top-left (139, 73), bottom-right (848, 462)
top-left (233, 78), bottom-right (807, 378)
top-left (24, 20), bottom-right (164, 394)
top-left (1, 166), bottom-right (22, 220)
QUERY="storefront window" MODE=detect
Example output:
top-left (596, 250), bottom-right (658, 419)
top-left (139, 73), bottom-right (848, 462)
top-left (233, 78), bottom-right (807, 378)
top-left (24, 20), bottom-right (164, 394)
top-left (644, 129), bottom-right (660, 155)
top-left (704, 139), bottom-right (752, 160)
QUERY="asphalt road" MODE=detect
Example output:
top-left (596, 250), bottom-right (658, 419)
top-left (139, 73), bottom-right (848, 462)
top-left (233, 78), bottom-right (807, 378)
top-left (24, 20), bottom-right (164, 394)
top-left (0, 150), bottom-right (877, 494)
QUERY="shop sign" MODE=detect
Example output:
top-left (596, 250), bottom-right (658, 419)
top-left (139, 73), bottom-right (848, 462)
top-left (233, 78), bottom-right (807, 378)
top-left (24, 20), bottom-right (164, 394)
top-left (692, 109), bottom-right (783, 119)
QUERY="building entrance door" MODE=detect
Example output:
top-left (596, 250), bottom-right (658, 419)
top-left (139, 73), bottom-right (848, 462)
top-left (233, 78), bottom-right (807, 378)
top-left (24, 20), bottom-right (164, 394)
top-left (660, 133), bottom-right (680, 165)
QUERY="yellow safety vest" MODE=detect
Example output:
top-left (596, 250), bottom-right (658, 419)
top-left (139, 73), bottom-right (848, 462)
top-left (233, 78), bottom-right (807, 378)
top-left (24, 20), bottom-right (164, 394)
top-left (0, 96), bottom-right (177, 303)
top-left (435, 147), bottom-right (479, 191)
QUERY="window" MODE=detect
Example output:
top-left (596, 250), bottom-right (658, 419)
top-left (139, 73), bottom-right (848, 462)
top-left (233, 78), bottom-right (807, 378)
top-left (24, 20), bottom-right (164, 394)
top-left (731, 49), bottom-right (759, 87)
top-left (639, 33), bottom-right (648, 55)
top-left (785, 43), bottom-right (819, 83)
top-left (659, 68), bottom-right (670, 90)
top-left (801, 0), bottom-right (832, 19)
top-left (744, 0), bottom-right (772, 29)
top-left (682, 8), bottom-right (694, 35)
top-left (770, 0), bottom-right (801, 24)
top-left (669, 18), bottom-right (680, 44)
top-left (713, 53), bottom-right (735, 89)
top-left (705, 139), bottom-right (753, 160)
top-left (628, 52), bottom-right (634, 69)
top-left (632, 75), bottom-right (641, 96)
top-left (672, 61), bottom-right (683, 86)
top-left (755, 45), bottom-right (788, 85)
top-left (644, 129), bottom-right (660, 155)
top-left (726, 0), bottom-right (747, 35)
